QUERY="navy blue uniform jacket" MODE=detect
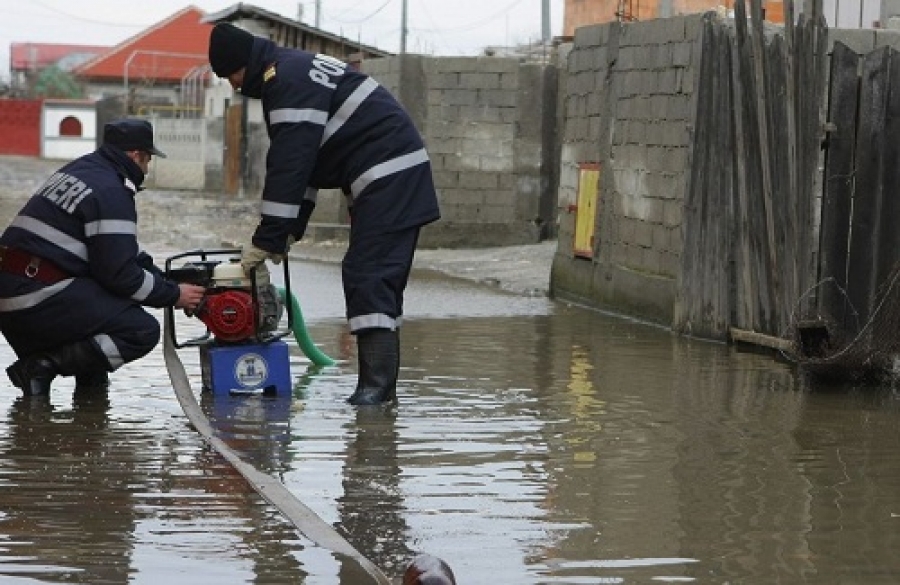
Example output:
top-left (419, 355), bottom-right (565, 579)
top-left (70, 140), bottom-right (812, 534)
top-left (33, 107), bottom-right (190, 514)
top-left (240, 37), bottom-right (441, 254)
top-left (0, 146), bottom-right (180, 355)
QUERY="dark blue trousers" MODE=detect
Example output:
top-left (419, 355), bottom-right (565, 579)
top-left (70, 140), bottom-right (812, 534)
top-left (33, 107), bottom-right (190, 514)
top-left (341, 227), bottom-right (420, 333)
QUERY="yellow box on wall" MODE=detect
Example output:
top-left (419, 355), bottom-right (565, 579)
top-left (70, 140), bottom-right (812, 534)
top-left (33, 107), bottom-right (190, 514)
top-left (573, 163), bottom-right (600, 259)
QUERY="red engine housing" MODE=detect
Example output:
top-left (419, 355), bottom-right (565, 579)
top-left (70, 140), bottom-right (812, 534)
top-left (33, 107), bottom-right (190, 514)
top-left (198, 289), bottom-right (256, 342)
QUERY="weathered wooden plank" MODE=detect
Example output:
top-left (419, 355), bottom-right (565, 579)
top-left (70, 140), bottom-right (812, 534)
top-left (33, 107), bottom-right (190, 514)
top-left (766, 37), bottom-right (798, 336)
top-left (782, 0), bottom-right (802, 327)
top-left (793, 11), bottom-right (822, 317)
top-left (818, 42), bottom-right (858, 331)
top-left (735, 0), bottom-right (774, 334)
top-left (676, 22), bottom-right (709, 333)
top-left (730, 327), bottom-right (794, 352)
top-left (710, 21), bottom-right (733, 338)
top-left (875, 49), bottom-right (900, 293)
top-left (729, 18), bottom-right (756, 332)
top-left (847, 47), bottom-right (891, 335)
top-left (748, 0), bottom-right (782, 333)
top-left (676, 15), bottom-right (721, 337)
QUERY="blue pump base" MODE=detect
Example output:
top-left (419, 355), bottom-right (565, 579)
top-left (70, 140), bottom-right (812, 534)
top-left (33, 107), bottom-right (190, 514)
top-left (200, 340), bottom-right (291, 395)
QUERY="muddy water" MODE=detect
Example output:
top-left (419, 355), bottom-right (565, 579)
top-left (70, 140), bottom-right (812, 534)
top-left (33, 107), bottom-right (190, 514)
top-left (2, 257), bottom-right (900, 584)
top-left (2, 157), bottom-right (900, 583)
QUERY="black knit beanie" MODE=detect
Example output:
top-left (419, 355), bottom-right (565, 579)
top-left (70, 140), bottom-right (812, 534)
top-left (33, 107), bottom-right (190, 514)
top-left (209, 23), bottom-right (255, 77)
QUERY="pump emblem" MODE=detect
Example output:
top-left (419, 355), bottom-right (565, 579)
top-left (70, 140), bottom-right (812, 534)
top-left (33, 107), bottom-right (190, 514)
top-left (234, 353), bottom-right (268, 388)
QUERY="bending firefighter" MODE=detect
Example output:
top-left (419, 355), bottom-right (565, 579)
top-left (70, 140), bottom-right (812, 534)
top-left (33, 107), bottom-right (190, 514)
top-left (0, 120), bottom-right (206, 396)
top-left (208, 23), bottom-right (440, 405)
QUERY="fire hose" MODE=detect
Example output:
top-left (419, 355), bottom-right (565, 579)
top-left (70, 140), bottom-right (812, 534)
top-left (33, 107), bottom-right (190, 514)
top-left (162, 282), bottom-right (388, 583)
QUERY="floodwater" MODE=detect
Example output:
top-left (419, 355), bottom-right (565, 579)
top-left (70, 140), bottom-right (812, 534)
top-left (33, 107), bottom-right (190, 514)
top-left (3, 257), bottom-right (900, 584)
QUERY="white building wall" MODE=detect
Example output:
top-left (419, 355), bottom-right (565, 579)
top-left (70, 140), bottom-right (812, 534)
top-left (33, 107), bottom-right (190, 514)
top-left (41, 103), bottom-right (97, 160)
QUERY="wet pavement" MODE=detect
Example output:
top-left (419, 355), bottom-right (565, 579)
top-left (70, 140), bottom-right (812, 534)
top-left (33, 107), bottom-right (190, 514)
top-left (2, 156), bottom-right (900, 584)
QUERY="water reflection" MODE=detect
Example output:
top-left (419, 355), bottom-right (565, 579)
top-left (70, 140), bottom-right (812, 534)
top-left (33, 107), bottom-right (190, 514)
top-left (337, 407), bottom-right (411, 579)
top-left (0, 392), bottom-right (137, 583)
top-left (201, 391), bottom-right (294, 476)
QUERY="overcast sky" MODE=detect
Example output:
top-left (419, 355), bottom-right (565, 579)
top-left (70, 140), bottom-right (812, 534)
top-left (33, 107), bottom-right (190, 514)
top-left (0, 0), bottom-right (564, 79)
top-left (1, 0), bottom-right (889, 82)
top-left (824, 0), bottom-right (880, 28)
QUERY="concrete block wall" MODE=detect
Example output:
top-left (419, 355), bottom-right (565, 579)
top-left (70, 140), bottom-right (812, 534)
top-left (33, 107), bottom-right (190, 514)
top-left (364, 55), bottom-right (557, 248)
top-left (605, 16), bottom-right (698, 280)
top-left (552, 14), bottom-right (704, 324)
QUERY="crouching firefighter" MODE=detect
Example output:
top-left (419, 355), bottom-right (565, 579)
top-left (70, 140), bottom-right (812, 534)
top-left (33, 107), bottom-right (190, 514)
top-left (0, 119), bottom-right (206, 396)
top-left (208, 23), bottom-right (441, 406)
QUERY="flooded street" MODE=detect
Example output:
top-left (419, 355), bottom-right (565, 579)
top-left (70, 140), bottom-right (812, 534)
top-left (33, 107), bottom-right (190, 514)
top-left (2, 156), bottom-right (900, 583)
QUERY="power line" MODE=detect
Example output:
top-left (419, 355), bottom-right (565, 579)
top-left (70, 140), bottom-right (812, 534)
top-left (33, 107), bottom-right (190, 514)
top-left (27, 0), bottom-right (148, 28)
top-left (323, 0), bottom-right (394, 25)
top-left (413, 0), bottom-right (530, 33)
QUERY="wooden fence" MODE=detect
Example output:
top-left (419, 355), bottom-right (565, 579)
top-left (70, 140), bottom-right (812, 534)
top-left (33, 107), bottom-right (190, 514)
top-left (819, 43), bottom-right (900, 340)
top-left (675, 0), bottom-right (827, 343)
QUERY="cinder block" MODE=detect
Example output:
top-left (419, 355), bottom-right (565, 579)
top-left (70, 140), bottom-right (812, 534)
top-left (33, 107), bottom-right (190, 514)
top-left (459, 172), bottom-right (499, 190)
top-left (460, 72), bottom-right (501, 90)
top-left (480, 89), bottom-right (518, 108)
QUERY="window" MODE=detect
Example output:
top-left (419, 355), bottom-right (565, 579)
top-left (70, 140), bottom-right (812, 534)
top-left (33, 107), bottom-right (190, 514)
top-left (59, 116), bottom-right (82, 137)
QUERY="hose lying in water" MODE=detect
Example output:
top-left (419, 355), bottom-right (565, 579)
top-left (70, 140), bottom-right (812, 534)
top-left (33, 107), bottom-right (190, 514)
top-left (276, 286), bottom-right (336, 367)
top-left (162, 319), bottom-right (390, 584)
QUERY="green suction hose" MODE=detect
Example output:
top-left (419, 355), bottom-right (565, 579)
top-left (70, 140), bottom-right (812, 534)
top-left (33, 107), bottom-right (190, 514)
top-left (277, 287), bottom-right (336, 367)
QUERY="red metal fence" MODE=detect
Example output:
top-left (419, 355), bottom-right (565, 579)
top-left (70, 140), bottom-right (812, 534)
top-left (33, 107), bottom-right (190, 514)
top-left (0, 99), bottom-right (41, 156)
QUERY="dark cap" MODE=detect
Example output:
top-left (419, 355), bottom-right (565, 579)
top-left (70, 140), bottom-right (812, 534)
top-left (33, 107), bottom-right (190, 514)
top-left (209, 23), bottom-right (255, 77)
top-left (103, 119), bottom-right (166, 158)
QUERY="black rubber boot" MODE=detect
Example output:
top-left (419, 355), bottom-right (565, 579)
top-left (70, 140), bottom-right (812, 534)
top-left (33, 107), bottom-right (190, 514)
top-left (74, 371), bottom-right (111, 393)
top-left (7, 356), bottom-right (57, 396)
top-left (347, 329), bottom-right (400, 406)
top-left (7, 340), bottom-right (109, 396)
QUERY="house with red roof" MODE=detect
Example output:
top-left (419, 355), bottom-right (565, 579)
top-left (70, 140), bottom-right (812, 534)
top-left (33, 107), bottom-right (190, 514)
top-left (8, 42), bottom-right (110, 97)
top-left (10, 42), bottom-right (110, 74)
top-left (73, 5), bottom-right (213, 116)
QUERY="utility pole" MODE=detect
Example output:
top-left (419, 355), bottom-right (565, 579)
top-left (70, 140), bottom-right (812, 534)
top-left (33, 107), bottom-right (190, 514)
top-left (541, 0), bottom-right (550, 42)
top-left (316, 0), bottom-right (321, 28)
top-left (400, 0), bottom-right (408, 54)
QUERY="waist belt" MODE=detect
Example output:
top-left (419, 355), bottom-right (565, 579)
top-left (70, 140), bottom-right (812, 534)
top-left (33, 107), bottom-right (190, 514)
top-left (0, 246), bottom-right (70, 285)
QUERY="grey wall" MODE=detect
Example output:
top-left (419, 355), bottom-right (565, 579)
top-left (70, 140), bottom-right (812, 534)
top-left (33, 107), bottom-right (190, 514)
top-left (363, 55), bottom-right (559, 247)
top-left (551, 15), bottom-right (703, 324)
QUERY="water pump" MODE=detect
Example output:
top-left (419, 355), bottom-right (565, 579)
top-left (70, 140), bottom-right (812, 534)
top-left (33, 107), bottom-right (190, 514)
top-left (164, 249), bottom-right (294, 395)
top-left (193, 260), bottom-right (285, 342)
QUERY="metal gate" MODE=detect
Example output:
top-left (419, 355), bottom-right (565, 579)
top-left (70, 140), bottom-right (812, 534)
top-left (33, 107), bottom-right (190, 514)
top-left (149, 116), bottom-right (206, 191)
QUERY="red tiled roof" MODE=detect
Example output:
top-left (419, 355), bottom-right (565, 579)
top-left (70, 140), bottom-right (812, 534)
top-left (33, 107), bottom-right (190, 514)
top-left (74, 6), bottom-right (212, 83)
top-left (11, 43), bottom-right (110, 71)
